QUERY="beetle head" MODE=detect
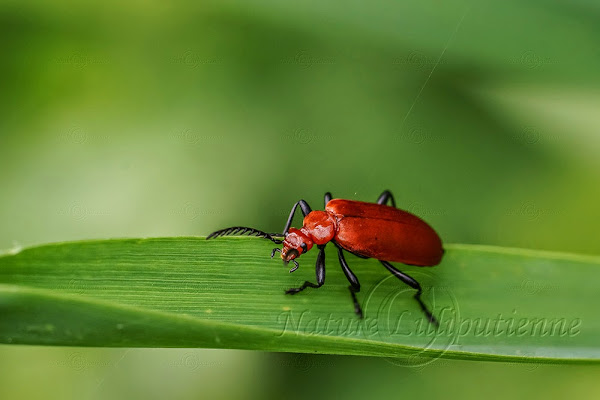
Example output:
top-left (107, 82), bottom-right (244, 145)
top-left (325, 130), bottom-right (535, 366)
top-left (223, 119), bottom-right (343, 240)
top-left (271, 228), bottom-right (313, 272)
top-left (282, 228), bottom-right (314, 260)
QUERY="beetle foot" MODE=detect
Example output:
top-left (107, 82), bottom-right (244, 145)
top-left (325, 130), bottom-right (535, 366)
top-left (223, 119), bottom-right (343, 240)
top-left (271, 248), bottom-right (281, 258)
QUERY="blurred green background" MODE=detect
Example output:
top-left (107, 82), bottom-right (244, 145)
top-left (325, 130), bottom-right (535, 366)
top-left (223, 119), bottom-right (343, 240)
top-left (1, 0), bottom-right (599, 399)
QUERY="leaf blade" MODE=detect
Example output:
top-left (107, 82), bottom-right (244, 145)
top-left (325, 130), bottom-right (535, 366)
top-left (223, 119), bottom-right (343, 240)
top-left (0, 238), bottom-right (598, 363)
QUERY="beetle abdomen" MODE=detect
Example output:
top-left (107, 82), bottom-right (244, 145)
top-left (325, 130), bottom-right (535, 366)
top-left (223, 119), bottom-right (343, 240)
top-left (326, 199), bottom-right (443, 265)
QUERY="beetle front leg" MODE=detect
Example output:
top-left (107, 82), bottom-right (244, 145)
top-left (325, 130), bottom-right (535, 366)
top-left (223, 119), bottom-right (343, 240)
top-left (285, 244), bottom-right (326, 294)
top-left (376, 190), bottom-right (396, 208)
top-left (282, 200), bottom-right (312, 235)
top-left (380, 260), bottom-right (439, 327)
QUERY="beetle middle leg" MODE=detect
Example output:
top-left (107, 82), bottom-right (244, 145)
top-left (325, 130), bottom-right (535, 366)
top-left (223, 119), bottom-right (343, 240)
top-left (379, 260), bottom-right (439, 327)
top-left (376, 190), bottom-right (396, 208)
top-left (333, 242), bottom-right (363, 318)
top-left (285, 244), bottom-right (326, 294)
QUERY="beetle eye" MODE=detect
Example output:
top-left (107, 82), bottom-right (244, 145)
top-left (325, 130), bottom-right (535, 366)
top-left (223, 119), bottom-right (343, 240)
top-left (300, 243), bottom-right (308, 253)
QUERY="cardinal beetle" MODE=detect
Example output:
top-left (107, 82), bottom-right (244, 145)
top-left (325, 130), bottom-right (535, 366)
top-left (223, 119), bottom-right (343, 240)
top-left (207, 190), bottom-right (444, 326)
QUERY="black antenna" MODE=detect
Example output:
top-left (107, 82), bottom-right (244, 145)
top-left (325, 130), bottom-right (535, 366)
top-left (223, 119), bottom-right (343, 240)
top-left (206, 226), bottom-right (284, 244)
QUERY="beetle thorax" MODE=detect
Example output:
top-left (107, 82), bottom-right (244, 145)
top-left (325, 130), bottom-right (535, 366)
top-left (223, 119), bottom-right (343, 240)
top-left (301, 210), bottom-right (336, 245)
top-left (280, 211), bottom-right (337, 262)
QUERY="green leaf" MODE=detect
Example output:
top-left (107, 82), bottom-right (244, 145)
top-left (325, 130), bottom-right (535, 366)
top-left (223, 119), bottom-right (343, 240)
top-left (1, 238), bottom-right (598, 363)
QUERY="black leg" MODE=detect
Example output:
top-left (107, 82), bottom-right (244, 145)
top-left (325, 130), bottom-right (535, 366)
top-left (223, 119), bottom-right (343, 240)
top-left (285, 244), bottom-right (326, 294)
top-left (334, 243), bottom-right (363, 318)
top-left (379, 260), bottom-right (439, 327)
top-left (282, 200), bottom-right (312, 235)
top-left (324, 192), bottom-right (332, 206)
top-left (376, 190), bottom-right (396, 208)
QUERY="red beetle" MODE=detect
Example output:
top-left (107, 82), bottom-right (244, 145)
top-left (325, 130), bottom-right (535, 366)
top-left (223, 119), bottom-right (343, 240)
top-left (207, 190), bottom-right (444, 325)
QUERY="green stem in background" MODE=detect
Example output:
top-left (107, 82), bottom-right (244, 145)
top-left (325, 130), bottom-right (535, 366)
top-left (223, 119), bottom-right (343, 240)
top-left (0, 238), bottom-right (598, 364)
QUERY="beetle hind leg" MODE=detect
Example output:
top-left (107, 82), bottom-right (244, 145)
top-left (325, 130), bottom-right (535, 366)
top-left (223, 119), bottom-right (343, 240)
top-left (379, 260), bottom-right (439, 327)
